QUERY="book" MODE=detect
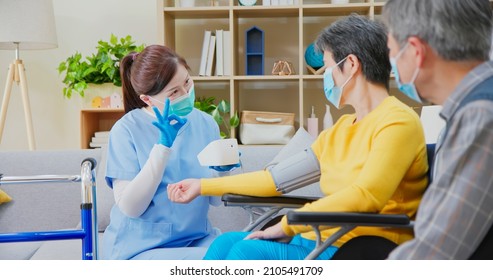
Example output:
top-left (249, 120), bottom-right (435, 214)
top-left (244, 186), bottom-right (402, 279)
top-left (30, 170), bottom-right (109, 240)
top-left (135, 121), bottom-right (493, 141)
top-left (215, 30), bottom-right (224, 76)
top-left (223, 30), bottom-right (232, 76)
top-left (205, 34), bottom-right (216, 76)
top-left (91, 136), bottom-right (109, 144)
top-left (199, 30), bottom-right (212, 76)
top-left (94, 131), bottom-right (110, 138)
top-left (89, 142), bottom-right (108, 148)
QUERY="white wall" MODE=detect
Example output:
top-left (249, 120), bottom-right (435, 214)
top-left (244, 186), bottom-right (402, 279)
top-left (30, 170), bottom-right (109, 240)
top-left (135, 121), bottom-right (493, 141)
top-left (0, 0), bottom-right (158, 151)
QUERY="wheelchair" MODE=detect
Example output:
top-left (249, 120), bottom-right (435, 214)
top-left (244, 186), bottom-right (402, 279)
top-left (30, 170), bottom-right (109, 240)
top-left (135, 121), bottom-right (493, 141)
top-left (0, 158), bottom-right (99, 260)
top-left (221, 143), bottom-right (443, 260)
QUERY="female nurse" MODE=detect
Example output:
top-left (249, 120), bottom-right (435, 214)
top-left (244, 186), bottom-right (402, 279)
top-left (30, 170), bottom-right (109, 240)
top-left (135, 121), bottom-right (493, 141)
top-left (102, 45), bottom-right (223, 260)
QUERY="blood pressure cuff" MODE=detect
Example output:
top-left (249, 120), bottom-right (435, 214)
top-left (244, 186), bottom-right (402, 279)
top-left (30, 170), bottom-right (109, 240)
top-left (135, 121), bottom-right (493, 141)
top-left (268, 148), bottom-right (321, 194)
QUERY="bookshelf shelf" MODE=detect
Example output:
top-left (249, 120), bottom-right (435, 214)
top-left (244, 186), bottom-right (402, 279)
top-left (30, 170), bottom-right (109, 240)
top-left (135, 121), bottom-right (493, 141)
top-left (158, 0), bottom-right (413, 140)
top-left (80, 108), bottom-right (124, 149)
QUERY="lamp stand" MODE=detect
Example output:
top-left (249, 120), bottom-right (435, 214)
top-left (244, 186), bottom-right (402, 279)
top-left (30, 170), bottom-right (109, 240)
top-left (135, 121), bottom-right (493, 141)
top-left (0, 59), bottom-right (36, 150)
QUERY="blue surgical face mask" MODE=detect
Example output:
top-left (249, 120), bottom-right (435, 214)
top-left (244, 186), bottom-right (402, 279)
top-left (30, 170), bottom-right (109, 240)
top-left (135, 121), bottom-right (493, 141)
top-left (148, 85), bottom-right (196, 117)
top-left (390, 43), bottom-right (422, 103)
top-left (323, 56), bottom-right (352, 109)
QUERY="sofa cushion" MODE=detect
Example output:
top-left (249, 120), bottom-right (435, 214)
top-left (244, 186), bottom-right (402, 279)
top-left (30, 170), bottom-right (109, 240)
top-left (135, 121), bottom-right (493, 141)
top-left (0, 241), bottom-right (43, 260)
top-left (29, 233), bottom-right (104, 260)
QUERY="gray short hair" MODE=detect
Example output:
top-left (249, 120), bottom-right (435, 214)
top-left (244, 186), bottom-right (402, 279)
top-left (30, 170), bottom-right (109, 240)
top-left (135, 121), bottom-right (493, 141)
top-left (382, 0), bottom-right (492, 61)
top-left (315, 14), bottom-right (390, 89)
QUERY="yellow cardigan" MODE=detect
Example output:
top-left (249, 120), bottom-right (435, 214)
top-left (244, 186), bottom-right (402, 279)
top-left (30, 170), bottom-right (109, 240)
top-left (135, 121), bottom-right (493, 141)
top-left (201, 96), bottom-right (428, 247)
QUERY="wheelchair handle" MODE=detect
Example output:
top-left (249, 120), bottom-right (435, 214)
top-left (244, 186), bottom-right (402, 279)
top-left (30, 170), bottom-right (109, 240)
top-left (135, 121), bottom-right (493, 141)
top-left (81, 157), bottom-right (97, 171)
top-left (80, 158), bottom-right (96, 204)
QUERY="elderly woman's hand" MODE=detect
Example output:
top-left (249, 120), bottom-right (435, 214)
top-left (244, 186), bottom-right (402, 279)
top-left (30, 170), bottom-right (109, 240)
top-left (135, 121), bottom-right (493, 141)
top-left (244, 221), bottom-right (289, 242)
top-left (167, 179), bottom-right (201, 203)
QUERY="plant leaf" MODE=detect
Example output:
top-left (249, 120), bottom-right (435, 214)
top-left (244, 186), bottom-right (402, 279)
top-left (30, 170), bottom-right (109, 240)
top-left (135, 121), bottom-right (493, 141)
top-left (211, 107), bottom-right (223, 125)
top-left (217, 99), bottom-right (230, 113)
top-left (58, 34), bottom-right (145, 99)
top-left (230, 112), bottom-right (240, 128)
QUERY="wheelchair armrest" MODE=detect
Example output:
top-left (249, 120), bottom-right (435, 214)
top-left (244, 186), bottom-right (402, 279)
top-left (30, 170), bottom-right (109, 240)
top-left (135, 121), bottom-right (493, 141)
top-left (222, 193), bottom-right (318, 208)
top-left (287, 211), bottom-right (411, 228)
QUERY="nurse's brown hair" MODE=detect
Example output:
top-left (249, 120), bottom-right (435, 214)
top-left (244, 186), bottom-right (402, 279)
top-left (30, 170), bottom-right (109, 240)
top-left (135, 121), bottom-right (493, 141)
top-left (120, 45), bottom-right (191, 113)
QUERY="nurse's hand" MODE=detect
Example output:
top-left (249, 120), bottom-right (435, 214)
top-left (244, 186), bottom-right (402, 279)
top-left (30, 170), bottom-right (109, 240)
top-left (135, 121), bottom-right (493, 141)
top-left (244, 221), bottom-right (289, 242)
top-left (167, 179), bottom-right (201, 203)
top-left (209, 162), bottom-right (241, 172)
top-left (152, 99), bottom-right (187, 147)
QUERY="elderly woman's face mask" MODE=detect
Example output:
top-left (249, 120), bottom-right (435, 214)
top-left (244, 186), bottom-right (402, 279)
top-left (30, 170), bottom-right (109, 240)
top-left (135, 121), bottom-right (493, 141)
top-left (323, 56), bottom-right (351, 109)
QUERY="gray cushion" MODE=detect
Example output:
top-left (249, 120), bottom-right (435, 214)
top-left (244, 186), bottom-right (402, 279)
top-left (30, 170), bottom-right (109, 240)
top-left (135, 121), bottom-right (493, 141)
top-left (0, 242), bottom-right (43, 260)
top-left (29, 233), bottom-right (104, 260)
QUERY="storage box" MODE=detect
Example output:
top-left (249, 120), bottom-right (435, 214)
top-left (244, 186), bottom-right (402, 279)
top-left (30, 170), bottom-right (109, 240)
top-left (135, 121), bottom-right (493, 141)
top-left (240, 110), bottom-right (295, 144)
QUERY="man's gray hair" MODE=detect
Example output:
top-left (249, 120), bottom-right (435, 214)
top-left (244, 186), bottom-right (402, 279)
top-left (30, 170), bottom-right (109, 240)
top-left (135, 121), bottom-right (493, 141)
top-left (382, 0), bottom-right (492, 61)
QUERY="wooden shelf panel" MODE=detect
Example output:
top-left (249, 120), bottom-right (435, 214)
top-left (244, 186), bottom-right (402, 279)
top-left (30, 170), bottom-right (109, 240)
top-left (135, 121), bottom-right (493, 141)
top-left (80, 109), bottom-right (124, 149)
top-left (80, 108), bottom-right (124, 113)
top-left (163, 4), bottom-right (374, 18)
top-left (302, 3), bottom-right (372, 16)
top-left (158, 0), bottom-right (385, 137)
top-left (233, 6), bottom-right (299, 18)
top-left (163, 7), bottom-right (230, 19)
top-left (193, 75), bottom-right (303, 81)
top-left (233, 75), bottom-right (302, 81)
top-left (192, 76), bottom-right (231, 81)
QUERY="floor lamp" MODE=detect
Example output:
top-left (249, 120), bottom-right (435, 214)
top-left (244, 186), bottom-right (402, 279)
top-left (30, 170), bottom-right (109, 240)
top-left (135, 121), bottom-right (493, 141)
top-left (0, 0), bottom-right (58, 150)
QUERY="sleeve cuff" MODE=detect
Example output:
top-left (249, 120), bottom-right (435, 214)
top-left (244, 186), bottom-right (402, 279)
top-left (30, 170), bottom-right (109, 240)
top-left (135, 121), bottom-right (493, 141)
top-left (281, 215), bottom-right (296, 236)
top-left (200, 170), bottom-right (280, 197)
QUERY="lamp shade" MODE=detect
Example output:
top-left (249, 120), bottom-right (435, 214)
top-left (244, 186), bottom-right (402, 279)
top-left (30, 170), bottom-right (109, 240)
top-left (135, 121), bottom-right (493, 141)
top-left (0, 0), bottom-right (58, 50)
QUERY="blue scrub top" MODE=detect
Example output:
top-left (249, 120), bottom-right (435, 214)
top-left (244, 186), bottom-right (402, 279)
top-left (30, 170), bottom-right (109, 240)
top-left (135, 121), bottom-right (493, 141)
top-left (102, 108), bottom-right (220, 260)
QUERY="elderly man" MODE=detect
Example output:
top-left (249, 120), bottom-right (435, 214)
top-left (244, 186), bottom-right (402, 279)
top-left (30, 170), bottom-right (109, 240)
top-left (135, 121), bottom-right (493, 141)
top-left (382, 0), bottom-right (493, 259)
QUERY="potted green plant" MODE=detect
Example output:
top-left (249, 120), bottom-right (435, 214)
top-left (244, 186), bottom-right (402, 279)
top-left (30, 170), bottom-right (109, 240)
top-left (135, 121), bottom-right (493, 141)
top-left (57, 34), bottom-right (145, 98)
top-left (195, 96), bottom-right (239, 139)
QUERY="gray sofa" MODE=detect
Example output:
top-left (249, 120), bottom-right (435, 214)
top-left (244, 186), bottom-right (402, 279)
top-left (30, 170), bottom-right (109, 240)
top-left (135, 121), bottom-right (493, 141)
top-left (0, 145), bottom-right (289, 260)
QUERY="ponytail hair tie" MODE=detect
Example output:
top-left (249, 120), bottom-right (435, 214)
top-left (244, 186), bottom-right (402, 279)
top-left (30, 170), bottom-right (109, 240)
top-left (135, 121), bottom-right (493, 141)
top-left (131, 52), bottom-right (139, 61)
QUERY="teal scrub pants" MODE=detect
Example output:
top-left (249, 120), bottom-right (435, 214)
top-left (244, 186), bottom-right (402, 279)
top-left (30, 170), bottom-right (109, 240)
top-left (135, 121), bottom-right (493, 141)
top-left (203, 232), bottom-right (338, 260)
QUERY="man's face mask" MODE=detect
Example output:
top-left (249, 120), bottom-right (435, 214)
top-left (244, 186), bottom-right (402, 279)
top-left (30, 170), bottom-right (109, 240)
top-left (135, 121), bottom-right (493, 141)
top-left (323, 56), bottom-right (352, 109)
top-left (390, 43), bottom-right (422, 103)
top-left (148, 85), bottom-right (196, 117)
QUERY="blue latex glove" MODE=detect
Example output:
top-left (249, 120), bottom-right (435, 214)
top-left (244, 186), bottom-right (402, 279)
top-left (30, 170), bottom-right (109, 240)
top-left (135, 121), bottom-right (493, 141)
top-left (209, 152), bottom-right (242, 172)
top-left (151, 99), bottom-right (187, 147)
top-left (209, 162), bottom-right (241, 172)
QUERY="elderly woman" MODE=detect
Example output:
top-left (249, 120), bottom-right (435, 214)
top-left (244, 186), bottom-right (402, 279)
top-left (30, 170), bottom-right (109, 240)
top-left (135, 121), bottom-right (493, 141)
top-left (168, 14), bottom-right (429, 260)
